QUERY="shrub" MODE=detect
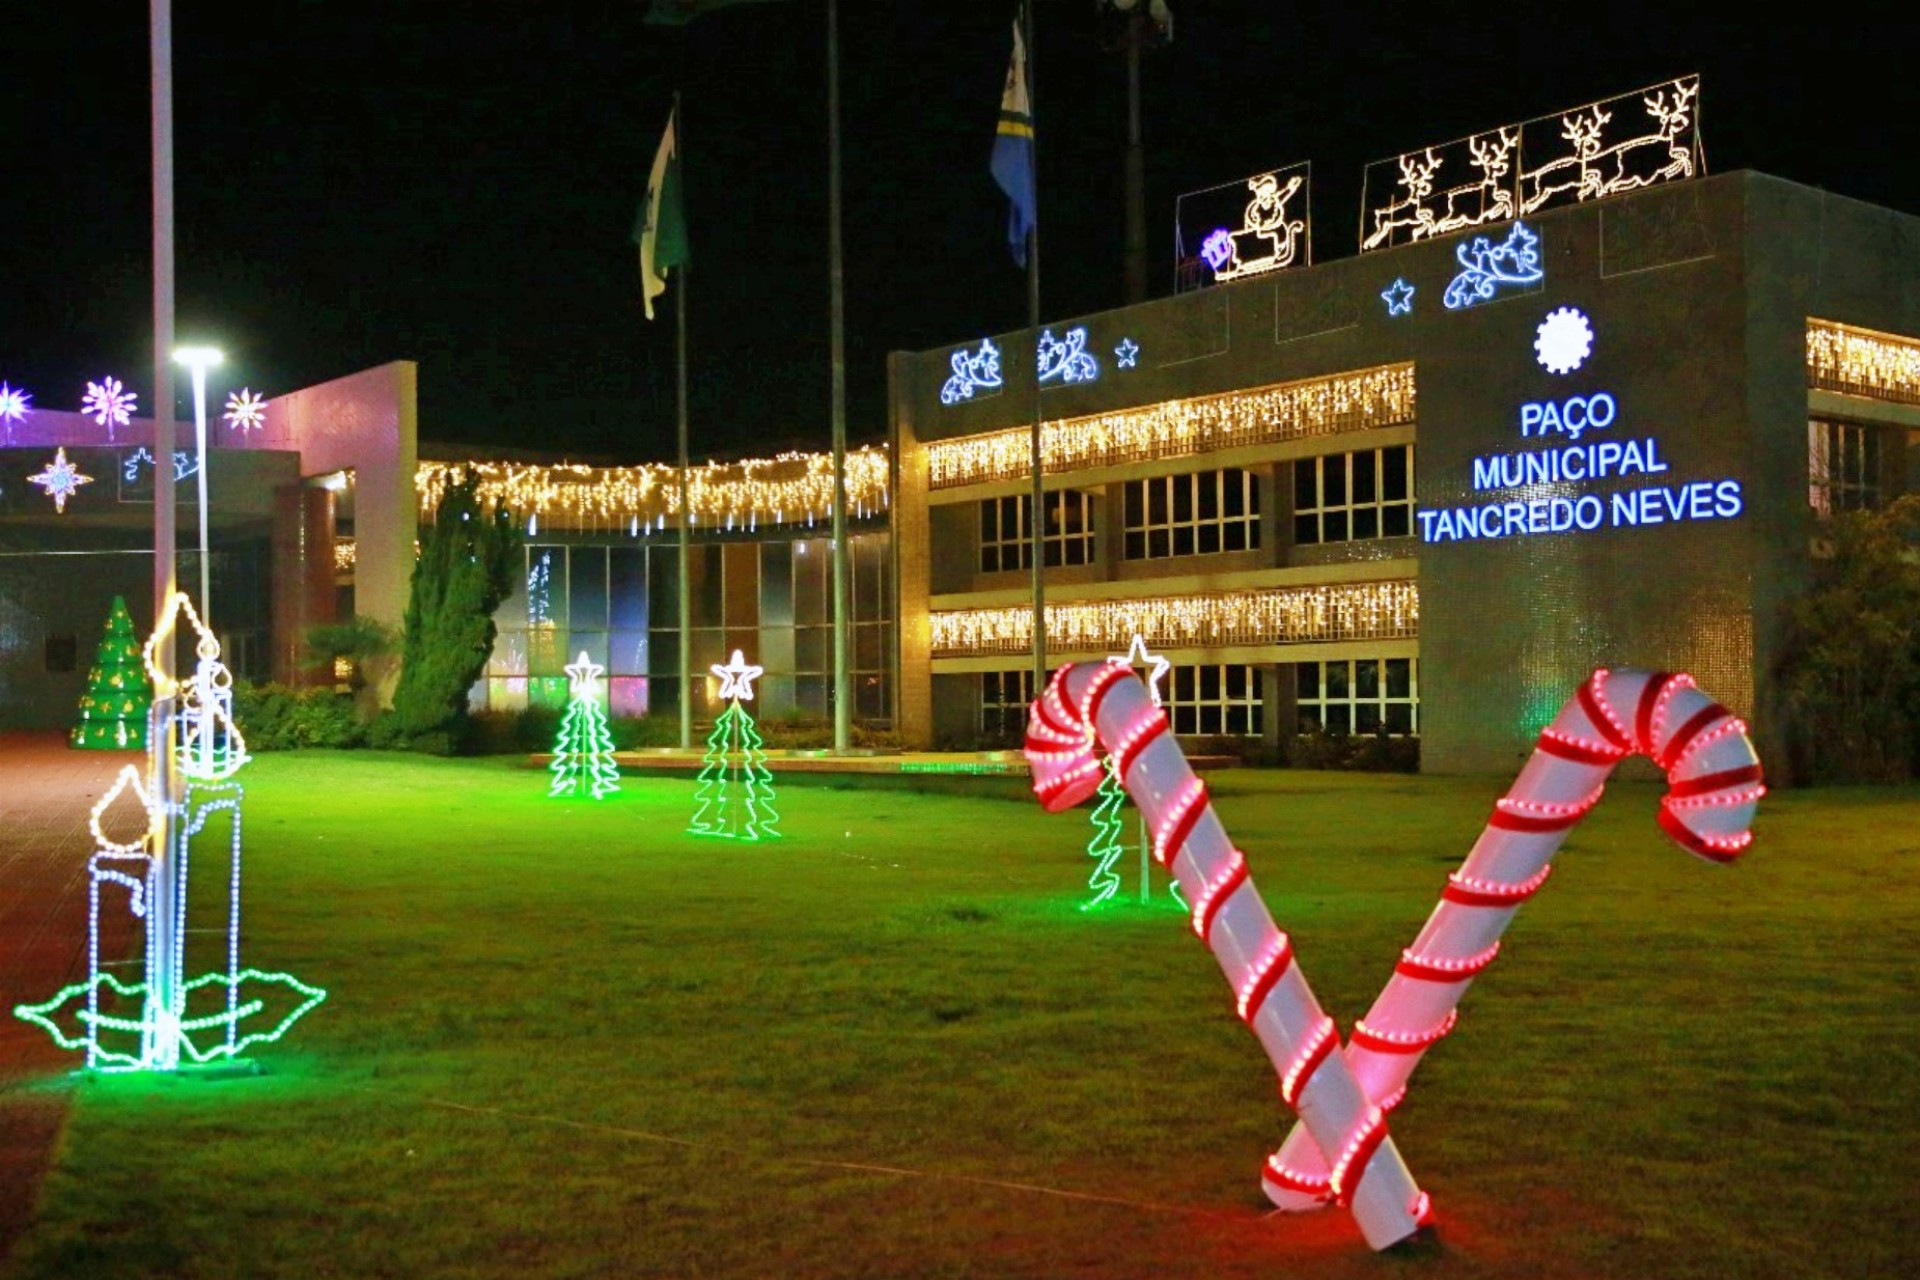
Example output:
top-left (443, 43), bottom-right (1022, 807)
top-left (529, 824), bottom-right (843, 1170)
top-left (1775, 494), bottom-right (1920, 782)
top-left (1283, 724), bottom-right (1419, 772)
top-left (233, 682), bottom-right (364, 750)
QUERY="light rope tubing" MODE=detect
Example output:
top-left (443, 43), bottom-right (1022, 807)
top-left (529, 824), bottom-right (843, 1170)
top-left (1026, 661), bottom-right (1430, 1251)
top-left (1260, 667), bottom-right (1762, 1206)
top-left (1024, 664), bottom-right (1763, 1250)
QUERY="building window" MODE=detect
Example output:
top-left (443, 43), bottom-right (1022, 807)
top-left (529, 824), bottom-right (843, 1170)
top-left (1297, 657), bottom-right (1418, 736)
top-left (1165, 664), bottom-right (1263, 737)
top-left (1294, 446), bottom-right (1414, 545)
top-left (980, 669), bottom-right (1035, 739)
top-left (1808, 419), bottom-right (1883, 517)
top-left (979, 491), bottom-right (1096, 572)
top-left (1122, 468), bottom-right (1260, 559)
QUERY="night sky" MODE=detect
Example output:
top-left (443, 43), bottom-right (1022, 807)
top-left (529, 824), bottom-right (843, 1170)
top-left (8, 2), bottom-right (1917, 464)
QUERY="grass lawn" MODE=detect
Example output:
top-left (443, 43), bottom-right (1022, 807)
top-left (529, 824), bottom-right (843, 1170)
top-left (4, 753), bottom-right (1917, 1279)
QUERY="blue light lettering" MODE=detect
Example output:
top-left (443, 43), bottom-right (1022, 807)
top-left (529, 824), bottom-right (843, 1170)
top-left (1519, 392), bottom-right (1616, 439)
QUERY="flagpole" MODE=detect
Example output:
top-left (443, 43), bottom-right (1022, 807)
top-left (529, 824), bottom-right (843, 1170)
top-left (828, 0), bottom-right (851, 754)
top-left (1024, 0), bottom-right (1045, 699)
top-left (673, 94), bottom-right (693, 753)
top-left (149, 0), bottom-right (183, 1068)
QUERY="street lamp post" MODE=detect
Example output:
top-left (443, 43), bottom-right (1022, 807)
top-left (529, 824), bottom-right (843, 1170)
top-left (173, 345), bottom-right (222, 626)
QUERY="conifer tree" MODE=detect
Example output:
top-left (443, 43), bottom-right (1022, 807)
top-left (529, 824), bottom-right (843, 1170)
top-left (389, 471), bottom-right (522, 744)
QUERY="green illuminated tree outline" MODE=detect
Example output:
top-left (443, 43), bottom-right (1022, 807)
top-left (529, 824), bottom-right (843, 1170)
top-left (1081, 755), bottom-right (1127, 909)
top-left (688, 651), bottom-right (780, 841)
top-left (72, 595), bottom-right (152, 750)
top-left (550, 652), bottom-right (621, 799)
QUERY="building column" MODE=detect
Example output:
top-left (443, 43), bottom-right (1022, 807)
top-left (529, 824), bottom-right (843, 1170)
top-left (270, 483), bottom-right (336, 687)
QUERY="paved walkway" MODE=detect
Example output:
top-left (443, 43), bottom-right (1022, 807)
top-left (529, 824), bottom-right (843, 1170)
top-left (0, 731), bottom-right (144, 1258)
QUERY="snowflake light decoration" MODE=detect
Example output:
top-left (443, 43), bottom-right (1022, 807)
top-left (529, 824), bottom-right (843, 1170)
top-left (0, 382), bottom-right (31, 434)
top-left (30, 447), bottom-right (94, 513)
top-left (82, 377), bottom-right (137, 440)
top-left (222, 388), bottom-right (267, 433)
top-left (1534, 306), bottom-right (1594, 374)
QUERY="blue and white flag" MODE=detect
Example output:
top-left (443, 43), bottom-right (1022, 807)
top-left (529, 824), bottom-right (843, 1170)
top-left (990, 15), bottom-right (1036, 268)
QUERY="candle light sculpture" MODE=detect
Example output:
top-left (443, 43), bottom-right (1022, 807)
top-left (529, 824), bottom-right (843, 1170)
top-left (15, 593), bottom-right (326, 1072)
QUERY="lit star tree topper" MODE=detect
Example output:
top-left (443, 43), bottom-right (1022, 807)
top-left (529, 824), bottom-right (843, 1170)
top-left (82, 376), bottom-right (137, 441)
top-left (688, 650), bottom-right (780, 841)
top-left (29, 447), bottom-right (94, 513)
top-left (222, 387), bottom-right (267, 434)
top-left (549, 651), bottom-right (621, 799)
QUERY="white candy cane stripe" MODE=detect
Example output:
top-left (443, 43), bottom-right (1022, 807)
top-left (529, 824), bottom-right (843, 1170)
top-left (1025, 663), bottom-right (1431, 1252)
top-left (1262, 668), bottom-right (1764, 1208)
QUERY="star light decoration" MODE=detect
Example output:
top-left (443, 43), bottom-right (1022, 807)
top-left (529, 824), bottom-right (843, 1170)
top-left (30, 448), bottom-right (94, 513)
top-left (712, 649), bottom-right (764, 701)
top-left (0, 382), bottom-right (31, 439)
top-left (1108, 633), bottom-right (1170, 707)
top-left (82, 377), bottom-right (137, 441)
top-left (1381, 278), bottom-right (1415, 316)
top-left (222, 388), bottom-right (268, 434)
top-left (1534, 306), bottom-right (1594, 375)
top-left (1115, 338), bottom-right (1140, 369)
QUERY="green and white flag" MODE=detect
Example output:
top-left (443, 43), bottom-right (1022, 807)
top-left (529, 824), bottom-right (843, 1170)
top-left (634, 107), bottom-right (688, 321)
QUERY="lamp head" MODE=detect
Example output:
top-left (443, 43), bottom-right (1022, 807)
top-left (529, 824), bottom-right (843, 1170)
top-left (172, 346), bottom-right (225, 372)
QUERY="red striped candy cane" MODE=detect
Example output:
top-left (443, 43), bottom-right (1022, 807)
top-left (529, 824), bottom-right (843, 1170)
top-left (1026, 661), bottom-right (1434, 1251)
top-left (1260, 668), bottom-right (1764, 1207)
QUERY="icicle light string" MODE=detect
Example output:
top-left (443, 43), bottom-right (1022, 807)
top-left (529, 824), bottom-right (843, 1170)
top-left (926, 363), bottom-right (1415, 489)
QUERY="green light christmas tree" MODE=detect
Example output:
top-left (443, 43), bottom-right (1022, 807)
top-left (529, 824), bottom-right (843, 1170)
top-left (1081, 755), bottom-right (1127, 910)
top-left (1082, 636), bottom-right (1184, 910)
top-left (549, 651), bottom-right (622, 799)
top-left (689, 650), bottom-right (780, 841)
top-left (71, 595), bottom-right (152, 750)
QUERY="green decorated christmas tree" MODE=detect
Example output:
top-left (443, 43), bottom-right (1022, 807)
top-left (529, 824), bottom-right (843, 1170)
top-left (1081, 756), bottom-right (1127, 910)
top-left (71, 595), bottom-right (151, 750)
top-left (688, 650), bottom-right (780, 841)
top-left (549, 652), bottom-right (621, 799)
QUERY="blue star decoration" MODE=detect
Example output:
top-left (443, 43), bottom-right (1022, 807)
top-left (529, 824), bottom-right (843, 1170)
top-left (1381, 278), bottom-right (1415, 317)
top-left (29, 447), bottom-right (94, 513)
top-left (1115, 338), bottom-right (1140, 369)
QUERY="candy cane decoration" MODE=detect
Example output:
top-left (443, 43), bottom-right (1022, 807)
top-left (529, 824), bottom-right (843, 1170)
top-left (1026, 660), bottom-right (1434, 1251)
top-left (1259, 667), bottom-right (1763, 1207)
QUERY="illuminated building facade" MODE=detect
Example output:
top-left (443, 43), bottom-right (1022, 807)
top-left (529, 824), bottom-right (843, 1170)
top-left (4, 172), bottom-right (1917, 771)
top-left (890, 172), bottom-right (1920, 771)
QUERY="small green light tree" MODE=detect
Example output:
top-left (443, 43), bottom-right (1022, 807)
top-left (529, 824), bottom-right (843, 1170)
top-left (550, 652), bottom-right (621, 799)
top-left (1081, 757), bottom-right (1127, 910)
top-left (71, 595), bottom-right (151, 750)
top-left (688, 651), bottom-right (779, 840)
